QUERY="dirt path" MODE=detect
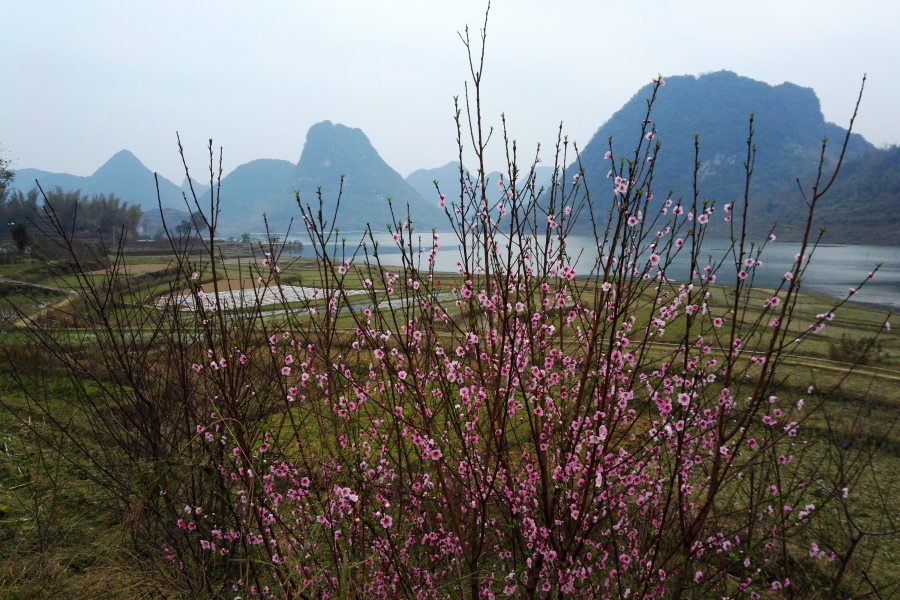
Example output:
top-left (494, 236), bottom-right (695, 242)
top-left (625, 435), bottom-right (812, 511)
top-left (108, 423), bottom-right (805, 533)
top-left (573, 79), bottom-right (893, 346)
top-left (0, 276), bottom-right (76, 297)
top-left (0, 277), bottom-right (77, 329)
top-left (84, 262), bottom-right (173, 276)
top-left (642, 339), bottom-right (900, 382)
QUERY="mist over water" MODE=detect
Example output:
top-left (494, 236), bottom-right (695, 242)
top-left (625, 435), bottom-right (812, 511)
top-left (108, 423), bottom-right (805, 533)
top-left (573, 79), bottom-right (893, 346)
top-left (291, 233), bottom-right (900, 309)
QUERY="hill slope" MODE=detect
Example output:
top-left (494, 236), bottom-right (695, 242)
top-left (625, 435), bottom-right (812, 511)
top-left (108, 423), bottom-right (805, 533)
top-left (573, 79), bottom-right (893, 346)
top-left (288, 121), bottom-right (443, 233)
top-left (572, 71), bottom-right (873, 236)
top-left (755, 145), bottom-right (900, 243)
top-left (210, 159), bottom-right (296, 235)
top-left (405, 161), bottom-right (463, 201)
top-left (12, 150), bottom-right (185, 211)
top-left (10, 132), bottom-right (443, 237)
top-left (406, 162), bottom-right (555, 204)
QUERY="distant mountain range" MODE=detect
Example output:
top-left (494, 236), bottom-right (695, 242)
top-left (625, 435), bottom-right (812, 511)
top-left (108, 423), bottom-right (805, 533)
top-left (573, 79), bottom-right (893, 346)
top-left (211, 158), bottom-right (296, 233)
top-left (405, 162), bottom-right (555, 201)
top-left (406, 161), bottom-right (463, 201)
top-left (569, 71), bottom-right (879, 240)
top-left (12, 123), bottom-right (444, 236)
top-left (288, 121), bottom-right (443, 233)
top-left (11, 71), bottom-right (897, 243)
top-left (13, 149), bottom-right (186, 212)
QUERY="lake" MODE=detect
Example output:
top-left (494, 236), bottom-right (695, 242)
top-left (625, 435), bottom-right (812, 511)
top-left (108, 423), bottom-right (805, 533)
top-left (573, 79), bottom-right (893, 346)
top-left (287, 233), bottom-right (900, 310)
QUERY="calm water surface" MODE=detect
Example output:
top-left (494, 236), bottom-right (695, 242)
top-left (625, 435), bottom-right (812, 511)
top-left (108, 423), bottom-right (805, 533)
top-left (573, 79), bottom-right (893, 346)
top-left (289, 233), bottom-right (900, 310)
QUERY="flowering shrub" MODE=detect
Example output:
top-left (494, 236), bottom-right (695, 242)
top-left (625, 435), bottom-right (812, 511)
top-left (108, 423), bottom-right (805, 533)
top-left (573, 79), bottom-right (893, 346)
top-left (8, 13), bottom-right (894, 600)
top-left (154, 66), bottom-right (884, 596)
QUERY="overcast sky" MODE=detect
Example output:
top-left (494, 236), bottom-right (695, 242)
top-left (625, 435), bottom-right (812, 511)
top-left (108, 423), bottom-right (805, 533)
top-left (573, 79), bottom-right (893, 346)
top-left (3, 0), bottom-right (898, 184)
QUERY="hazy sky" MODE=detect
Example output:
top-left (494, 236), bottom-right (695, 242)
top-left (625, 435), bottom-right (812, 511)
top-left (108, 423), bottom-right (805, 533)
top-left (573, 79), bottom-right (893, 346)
top-left (3, 0), bottom-right (898, 184)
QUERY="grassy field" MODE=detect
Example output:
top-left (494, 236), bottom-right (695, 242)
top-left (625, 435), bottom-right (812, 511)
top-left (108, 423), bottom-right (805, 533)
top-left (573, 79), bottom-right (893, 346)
top-left (0, 244), bottom-right (896, 598)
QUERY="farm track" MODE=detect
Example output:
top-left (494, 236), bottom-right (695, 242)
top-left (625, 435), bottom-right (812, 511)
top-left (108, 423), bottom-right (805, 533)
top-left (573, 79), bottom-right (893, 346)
top-left (0, 276), bottom-right (77, 329)
top-left (0, 276), bottom-right (76, 297)
top-left (650, 341), bottom-right (900, 382)
top-left (330, 328), bottom-right (900, 383)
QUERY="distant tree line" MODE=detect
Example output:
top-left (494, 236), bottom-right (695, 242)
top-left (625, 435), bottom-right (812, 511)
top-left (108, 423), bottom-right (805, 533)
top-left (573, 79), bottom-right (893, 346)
top-left (0, 186), bottom-right (143, 249)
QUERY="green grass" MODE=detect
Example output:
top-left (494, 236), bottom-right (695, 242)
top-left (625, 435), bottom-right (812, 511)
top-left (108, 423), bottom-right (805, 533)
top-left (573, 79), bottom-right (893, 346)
top-left (0, 247), bottom-right (897, 598)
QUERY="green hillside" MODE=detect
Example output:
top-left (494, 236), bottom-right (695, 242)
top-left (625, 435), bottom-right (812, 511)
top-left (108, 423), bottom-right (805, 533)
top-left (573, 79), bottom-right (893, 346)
top-left (210, 159), bottom-right (296, 235)
top-left (571, 71), bottom-right (873, 238)
top-left (755, 145), bottom-right (900, 243)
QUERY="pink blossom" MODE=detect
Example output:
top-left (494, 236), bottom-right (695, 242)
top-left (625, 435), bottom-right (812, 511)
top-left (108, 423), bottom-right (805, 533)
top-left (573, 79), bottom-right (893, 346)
top-left (116, 104), bottom-right (869, 596)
